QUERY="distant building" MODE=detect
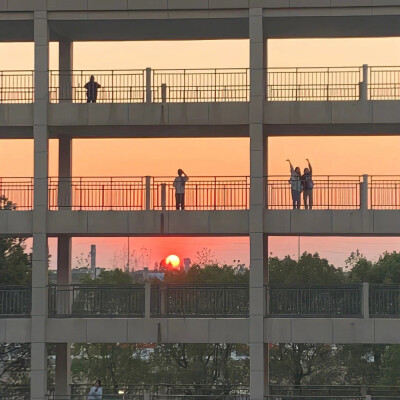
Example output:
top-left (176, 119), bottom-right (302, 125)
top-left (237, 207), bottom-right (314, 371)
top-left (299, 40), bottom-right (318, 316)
top-left (183, 258), bottom-right (191, 272)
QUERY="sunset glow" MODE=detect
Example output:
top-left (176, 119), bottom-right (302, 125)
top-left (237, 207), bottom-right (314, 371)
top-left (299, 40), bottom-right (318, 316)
top-left (166, 255), bottom-right (180, 269)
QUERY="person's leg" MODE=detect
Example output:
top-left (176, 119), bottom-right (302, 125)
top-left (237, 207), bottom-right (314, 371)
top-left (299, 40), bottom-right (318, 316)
top-left (175, 194), bottom-right (180, 210)
top-left (303, 191), bottom-right (308, 210)
top-left (309, 190), bottom-right (313, 210)
top-left (291, 189), bottom-right (296, 209)
top-left (181, 194), bottom-right (185, 210)
top-left (296, 191), bottom-right (301, 209)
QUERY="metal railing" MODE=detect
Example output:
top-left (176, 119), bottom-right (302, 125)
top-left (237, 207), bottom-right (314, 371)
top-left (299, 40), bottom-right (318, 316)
top-left (370, 176), bottom-right (400, 209)
top-left (152, 69), bottom-right (249, 102)
top-left (49, 69), bottom-right (249, 103)
top-left (0, 70), bottom-right (34, 103)
top-left (0, 286), bottom-right (31, 317)
top-left (49, 70), bottom-right (146, 103)
top-left (267, 67), bottom-right (362, 101)
top-left (151, 284), bottom-right (249, 317)
top-left (369, 66), bottom-right (400, 100)
top-left (48, 284), bottom-right (145, 317)
top-left (151, 176), bottom-right (250, 210)
top-left (0, 177), bottom-right (34, 210)
top-left (265, 397), bottom-right (366, 400)
top-left (270, 385), bottom-right (400, 398)
top-left (266, 284), bottom-right (363, 317)
top-left (68, 384), bottom-right (249, 397)
top-left (267, 175), bottom-right (362, 210)
top-left (48, 177), bottom-right (146, 210)
top-left (370, 284), bottom-right (400, 317)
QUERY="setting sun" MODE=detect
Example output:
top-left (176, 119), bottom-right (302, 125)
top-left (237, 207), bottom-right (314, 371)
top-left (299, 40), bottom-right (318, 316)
top-left (166, 254), bottom-right (180, 269)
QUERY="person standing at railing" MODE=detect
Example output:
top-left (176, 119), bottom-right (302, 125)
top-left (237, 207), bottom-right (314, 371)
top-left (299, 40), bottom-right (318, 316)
top-left (84, 75), bottom-right (101, 103)
top-left (88, 380), bottom-right (102, 399)
top-left (301, 159), bottom-right (314, 210)
top-left (173, 169), bottom-right (189, 210)
top-left (286, 159), bottom-right (302, 209)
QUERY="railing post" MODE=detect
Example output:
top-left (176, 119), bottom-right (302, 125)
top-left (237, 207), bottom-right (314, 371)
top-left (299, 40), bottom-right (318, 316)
top-left (360, 64), bottom-right (369, 101)
top-left (145, 176), bottom-right (151, 210)
top-left (146, 67), bottom-right (152, 103)
top-left (362, 282), bottom-right (370, 319)
top-left (145, 283), bottom-right (151, 319)
top-left (161, 183), bottom-right (167, 211)
top-left (161, 83), bottom-right (167, 103)
top-left (160, 284), bottom-right (167, 316)
top-left (361, 174), bottom-right (368, 210)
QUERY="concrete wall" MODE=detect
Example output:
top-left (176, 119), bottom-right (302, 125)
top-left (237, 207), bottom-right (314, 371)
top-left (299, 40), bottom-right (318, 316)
top-left (4, 317), bottom-right (400, 344)
top-left (5, 210), bottom-right (400, 236)
top-left (265, 210), bottom-right (400, 235)
top-left (47, 210), bottom-right (249, 235)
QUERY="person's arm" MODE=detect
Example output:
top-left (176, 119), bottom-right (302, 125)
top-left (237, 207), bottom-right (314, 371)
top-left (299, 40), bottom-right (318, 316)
top-left (306, 158), bottom-right (312, 175)
top-left (182, 171), bottom-right (189, 181)
top-left (286, 159), bottom-right (294, 172)
top-left (97, 83), bottom-right (101, 88)
top-left (84, 83), bottom-right (88, 89)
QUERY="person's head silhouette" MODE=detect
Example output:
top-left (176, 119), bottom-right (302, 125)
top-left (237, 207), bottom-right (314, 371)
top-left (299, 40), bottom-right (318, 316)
top-left (90, 75), bottom-right (95, 82)
top-left (178, 169), bottom-right (183, 176)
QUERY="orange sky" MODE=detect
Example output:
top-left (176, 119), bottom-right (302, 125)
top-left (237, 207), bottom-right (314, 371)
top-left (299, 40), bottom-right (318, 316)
top-left (3, 38), bottom-right (400, 268)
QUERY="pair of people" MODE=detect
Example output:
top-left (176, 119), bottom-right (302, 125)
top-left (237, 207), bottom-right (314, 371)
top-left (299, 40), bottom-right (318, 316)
top-left (287, 159), bottom-right (314, 210)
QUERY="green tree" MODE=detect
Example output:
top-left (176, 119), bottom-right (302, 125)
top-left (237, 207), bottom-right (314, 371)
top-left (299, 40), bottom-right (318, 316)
top-left (0, 196), bottom-right (31, 392)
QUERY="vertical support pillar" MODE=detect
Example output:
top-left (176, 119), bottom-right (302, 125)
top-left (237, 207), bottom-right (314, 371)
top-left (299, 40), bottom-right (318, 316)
top-left (360, 64), bottom-right (368, 102)
top-left (249, 8), bottom-right (268, 400)
top-left (31, 10), bottom-right (49, 400)
top-left (55, 343), bottom-right (71, 398)
top-left (361, 174), bottom-right (368, 211)
top-left (145, 176), bottom-right (151, 210)
top-left (362, 282), bottom-right (369, 319)
top-left (145, 282), bottom-right (151, 318)
top-left (146, 67), bottom-right (152, 103)
top-left (59, 40), bottom-right (74, 102)
top-left (58, 137), bottom-right (72, 209)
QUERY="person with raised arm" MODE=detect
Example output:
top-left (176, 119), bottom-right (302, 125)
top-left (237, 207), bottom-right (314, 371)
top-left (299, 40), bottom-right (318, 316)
top-left (173, 169), bottom-right (189, 210)
top-left (301, 158), bottom-right (314, 210)
top-left (286, 159), bottom-right (302, 210)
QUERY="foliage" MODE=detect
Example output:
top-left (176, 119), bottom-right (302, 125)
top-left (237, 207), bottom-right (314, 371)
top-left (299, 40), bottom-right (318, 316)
top-left (269, 252), bottom-right (344, 284)
top-left (79, 268), bottom-right (134, 284)
top-left (0, 197), bottom-right (31, 389)
top-left (163, 264), bottom-right (249, 284)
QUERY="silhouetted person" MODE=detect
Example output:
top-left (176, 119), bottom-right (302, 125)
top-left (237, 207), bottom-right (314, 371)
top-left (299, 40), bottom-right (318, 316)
top-left (301, 158), bottom-right (314, 210)
top-left (84, 75), bottom-right (101, 103)
top-left (88, 380), bottom-right (102, 400)
top-left (286, 159), bottom-right (302, 209)
top-left (173, 169), bottom-right (189, 210)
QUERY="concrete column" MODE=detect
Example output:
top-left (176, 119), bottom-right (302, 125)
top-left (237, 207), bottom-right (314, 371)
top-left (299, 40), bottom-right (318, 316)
top-left (360, 64), bottom-right (369, 101)
top-left (59, 40), bottom-right (73, 102)
top-left (249, 8), bottom-right (268, 400)
top-left (362, 282), bottom-right (370, 319)
top-left (58, 137), bottom-right (72, 209)
top-left (145, 283), bottom-right (151, 318)
top-left (55, 343), bottom-right (71, 398)
top-left (145, 176), bottom-right (151, 210)
top-left (146, 67), bottom-right (152, 103)
top-left (57, 236), bottom-right (72, 315)
top-left (361, 174), bottom-right (368, 211)
top-left (31, 10), bottom-right (49, 400)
